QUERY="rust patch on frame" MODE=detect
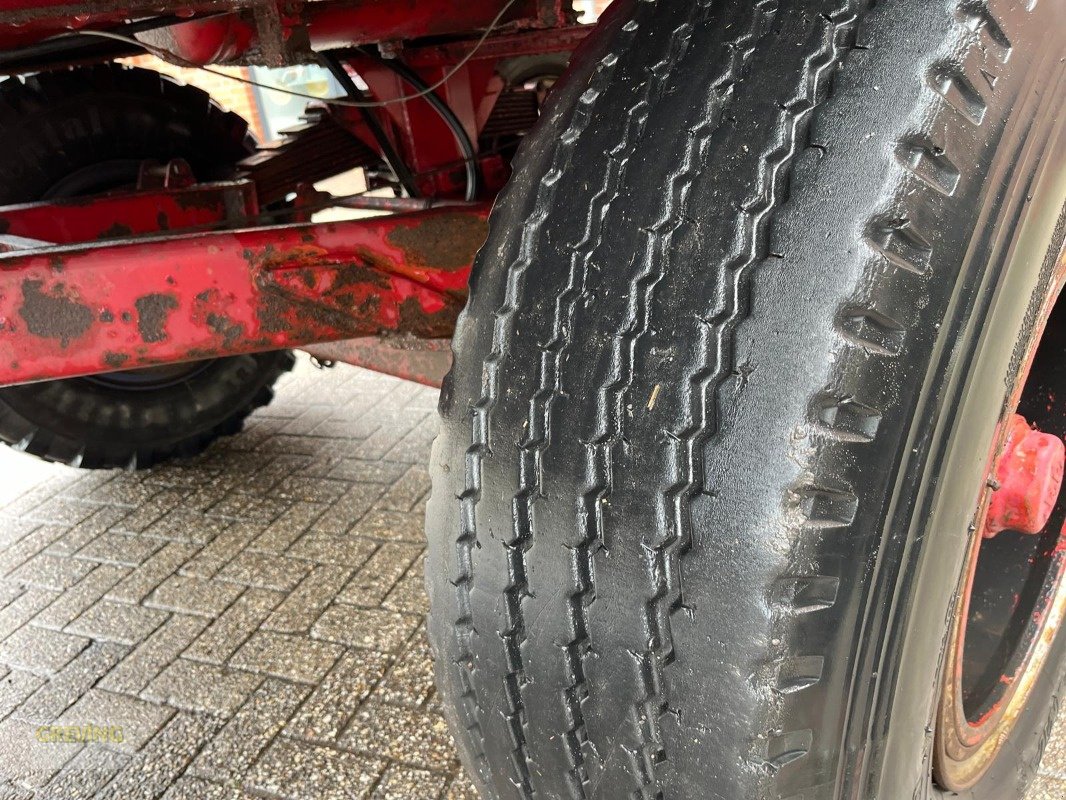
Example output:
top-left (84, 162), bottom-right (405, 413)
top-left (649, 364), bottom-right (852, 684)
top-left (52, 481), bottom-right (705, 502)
top-left (18, 279), bottom-right (93, 346)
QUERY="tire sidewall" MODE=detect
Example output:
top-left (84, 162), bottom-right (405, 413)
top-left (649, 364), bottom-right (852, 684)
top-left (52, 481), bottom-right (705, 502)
top-left (871, 62), bottom-right (1066, 800)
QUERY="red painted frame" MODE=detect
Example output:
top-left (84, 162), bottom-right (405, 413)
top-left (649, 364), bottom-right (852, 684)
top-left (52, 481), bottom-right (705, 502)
top-left (0, 205), bottom-right (490, 386)
top-left (0, 3), bottom-right (590, 388)
top-left (334, 26), bottom-right (586, 199)
top-left (0, 1), bottom-right (576, 57)
top-left (0, 180), bottom-right (258, 245)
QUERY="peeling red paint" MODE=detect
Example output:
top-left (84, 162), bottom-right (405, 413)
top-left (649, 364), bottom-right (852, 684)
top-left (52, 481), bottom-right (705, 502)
top-left (983, 414), bottom-right (1065, 538)
top-left (0, 204), bottom-right (489, 386)
top-left (18, 278), bottom-right (93, 347)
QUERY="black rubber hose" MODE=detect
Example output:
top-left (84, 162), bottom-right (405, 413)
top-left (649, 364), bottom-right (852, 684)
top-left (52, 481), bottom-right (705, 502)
top-left (355, 48), bottom-right (480, 202)
top-left (320, 52), bottom-right (422, 199)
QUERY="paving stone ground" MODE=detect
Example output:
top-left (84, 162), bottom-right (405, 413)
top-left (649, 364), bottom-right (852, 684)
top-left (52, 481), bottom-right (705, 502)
top-left (0, 357), bottom-right (477, 800)
top-left (0, 354), bottom-right (1063, 799)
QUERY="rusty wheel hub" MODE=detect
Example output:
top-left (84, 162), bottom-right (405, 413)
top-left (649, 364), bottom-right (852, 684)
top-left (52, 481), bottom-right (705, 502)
top-left (983, 414), bottom-right (1065, 538)
top-left (934, 297), bottom-right (1066, 790)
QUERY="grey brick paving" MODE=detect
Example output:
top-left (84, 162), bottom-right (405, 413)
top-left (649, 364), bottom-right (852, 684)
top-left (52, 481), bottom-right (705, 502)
top-left (0, 358), bottom-right (478, 798)
top-left (56, 690), bottom-right (173, 752)
top-left (0, 354), bottom-right (1059, 800)
top-left (142, 659), bottom-right (261, 716)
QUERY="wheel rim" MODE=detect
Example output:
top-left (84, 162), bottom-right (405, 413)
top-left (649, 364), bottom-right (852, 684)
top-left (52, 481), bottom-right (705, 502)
top-left (41, 159), bottom-right (147, 200)
top-left (934, 244), bottom-right (1066, 791)
top-left (80, 361), bottom-right (214, 391)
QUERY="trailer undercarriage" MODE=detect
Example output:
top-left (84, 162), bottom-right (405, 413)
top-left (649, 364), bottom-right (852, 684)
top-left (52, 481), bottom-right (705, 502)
top-left (0, 0), bottom-right (590, 390)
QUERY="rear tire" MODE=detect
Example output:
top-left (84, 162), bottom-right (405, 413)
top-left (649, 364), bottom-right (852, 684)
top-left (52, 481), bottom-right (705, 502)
top-left (0, 64), bottom-right (293, 470)
top-left (425, 1), bottom-right (1066, 799)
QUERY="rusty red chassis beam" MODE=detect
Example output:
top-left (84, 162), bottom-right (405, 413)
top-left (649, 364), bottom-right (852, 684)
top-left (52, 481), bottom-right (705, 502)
top-left (0, 205), bottom-right (488, 387)
top-left (0, 0), bottom-right (576, 61)
top-left (0, 180), bottom-right (258, 245)
top-left (0, 6), bottom-right (579, 389)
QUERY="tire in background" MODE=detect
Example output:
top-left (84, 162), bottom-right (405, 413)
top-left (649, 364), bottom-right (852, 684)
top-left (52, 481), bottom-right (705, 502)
top-left (0, 64), bottom-right (293, 470)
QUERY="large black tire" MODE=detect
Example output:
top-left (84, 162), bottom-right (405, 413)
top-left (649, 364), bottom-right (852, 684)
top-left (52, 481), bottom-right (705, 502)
top-left (426, 2), bottom-right (1066, 800)
top-left (0, 62), bottom-right (253, 197)
top-left (0, 64), bottom-right (293, 470)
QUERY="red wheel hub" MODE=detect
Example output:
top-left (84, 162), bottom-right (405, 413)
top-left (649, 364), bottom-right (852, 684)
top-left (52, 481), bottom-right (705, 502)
top-left (983, 413), bottom-right (1065, 538)
top-left (935, 259), bottom-right (1066, 791)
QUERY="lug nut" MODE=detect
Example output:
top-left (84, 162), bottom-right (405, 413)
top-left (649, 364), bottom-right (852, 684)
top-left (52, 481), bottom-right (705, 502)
top-left (984, 414), bottom-right (1065, 538)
